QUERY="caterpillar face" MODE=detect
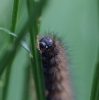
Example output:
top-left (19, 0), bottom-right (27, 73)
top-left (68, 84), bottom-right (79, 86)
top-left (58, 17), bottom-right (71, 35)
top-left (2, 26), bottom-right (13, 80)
top-left (39, 37), bottom-right (53, 52)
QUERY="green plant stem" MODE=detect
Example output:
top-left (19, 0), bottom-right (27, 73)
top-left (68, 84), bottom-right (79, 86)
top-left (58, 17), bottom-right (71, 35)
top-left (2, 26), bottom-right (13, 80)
top-left (2, 0), bottom-right (20, 100)
top-left (90, 62), bottom-right (99, 100)
top-left (22, 64), bottom-right (29, 100)
top-left (29, 24), bottom-right (45, 100)
top-left (10, 0), bottom-right (20, 42)
top-left (95, 72), bottom-right (99, 100)
top-left (27, 0), bottom-right (46, 100)
top-left (0, 0), bottom-right (47, 82)
top-left (0, 1), bottom-right (47, 100)
top-left (90, 47), bottom-right (99, 100)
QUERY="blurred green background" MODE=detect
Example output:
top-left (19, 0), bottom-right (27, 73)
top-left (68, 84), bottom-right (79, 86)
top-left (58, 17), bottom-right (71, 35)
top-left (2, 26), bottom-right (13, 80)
top-left (0, 0), bottom-right (99, 100)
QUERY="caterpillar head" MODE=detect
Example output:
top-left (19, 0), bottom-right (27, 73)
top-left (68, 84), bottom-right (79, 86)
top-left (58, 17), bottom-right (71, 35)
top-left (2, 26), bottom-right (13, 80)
top-left (39, 37), bottom-right (53, 52)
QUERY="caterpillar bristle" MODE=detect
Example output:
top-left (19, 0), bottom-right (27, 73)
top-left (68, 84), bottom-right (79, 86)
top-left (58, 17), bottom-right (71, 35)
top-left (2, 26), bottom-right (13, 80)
top-left (38, 34), bottom-right (72, 100)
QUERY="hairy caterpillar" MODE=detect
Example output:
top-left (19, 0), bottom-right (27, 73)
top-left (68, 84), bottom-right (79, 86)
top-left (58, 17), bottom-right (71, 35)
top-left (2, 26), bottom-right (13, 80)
top-left (38, 35), bottom-right (72, 100)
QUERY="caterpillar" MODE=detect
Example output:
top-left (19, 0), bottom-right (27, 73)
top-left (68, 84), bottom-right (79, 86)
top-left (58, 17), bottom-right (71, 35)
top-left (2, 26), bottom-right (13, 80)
top-left (38, 35), bottom-right (72, 100)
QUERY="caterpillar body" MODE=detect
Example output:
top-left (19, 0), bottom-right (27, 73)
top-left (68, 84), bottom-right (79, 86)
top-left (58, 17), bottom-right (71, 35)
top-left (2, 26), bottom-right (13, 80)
top-left (39, 35), bottom-right (72, 100)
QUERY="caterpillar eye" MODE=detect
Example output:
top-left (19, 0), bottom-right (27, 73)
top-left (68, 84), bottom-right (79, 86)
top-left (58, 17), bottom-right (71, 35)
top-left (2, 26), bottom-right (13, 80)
top-left (39, 42), bottom-right (49, 51)
top-left (39, 42), bottom-right (46, 50)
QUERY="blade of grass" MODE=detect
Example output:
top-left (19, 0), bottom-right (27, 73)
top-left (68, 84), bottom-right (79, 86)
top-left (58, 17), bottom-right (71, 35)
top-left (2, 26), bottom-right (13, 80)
top-left (0, 0), bottom-right (47, 75)
top-left (2, 0), bottom-right (20, 100)
top-left (0, 20), bottom-right (28, 77)
top-left (90, 47), bottom-right (99, 100)
top-left (90, 62), bottom-right (99, 100)
top-left (0, 0), bottom-right (47, 82)
top-left (22, 63), bottom-right (30, 100)
top-left (0, 1), bottom-right (47, 100)
top-left (27, 0), bottom-right (47, 100)
top-left (10, 0), bottom-right (20, 42)
top-left (95, 62), bottom-right (99, 100)
top-left (0, 27), bottom-right (30, 53)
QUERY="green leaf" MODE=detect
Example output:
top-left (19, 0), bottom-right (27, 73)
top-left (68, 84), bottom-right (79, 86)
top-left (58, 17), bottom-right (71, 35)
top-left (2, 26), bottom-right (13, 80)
top-left (0, 27), bottom-right (30, 53)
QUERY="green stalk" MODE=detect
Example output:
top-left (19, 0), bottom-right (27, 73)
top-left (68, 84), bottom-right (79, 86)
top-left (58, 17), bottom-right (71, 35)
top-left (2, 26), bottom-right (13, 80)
top-left (90, 48), bottom-right (99, 100)
top-left (22, 63), bottom-right (29, 100)
top-left (27, 0), bottom-right (47, 100)
top-left (90, 62), bottom-right (99, 100)
top-left (2, 0), bottom-right (20, 100)
top-left (10, 0), bottom-right (20, 42)
top-left (29, 25), bottom-right (45, 100)
top-left (0, 1), bottom-right (47, 100)
top-left (95, 65), bottom-right (99, 100)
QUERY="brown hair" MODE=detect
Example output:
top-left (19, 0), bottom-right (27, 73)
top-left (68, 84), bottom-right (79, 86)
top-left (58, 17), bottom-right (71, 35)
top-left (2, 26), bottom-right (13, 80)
top-left (39, 35), bottom-right (72, 100)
